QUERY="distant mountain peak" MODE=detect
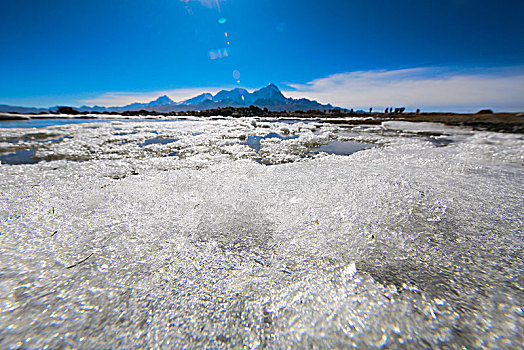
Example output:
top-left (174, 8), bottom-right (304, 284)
top-left (181, 92), bottom-right (213, 105)
top-left (251, 83), bottom-right (286, 104)
top-left (151, 95), bottom-right (175, 105)
top-left (0, 83), bottom-right (338, 114)
top-left (135, 84), bottom-right (335, 112)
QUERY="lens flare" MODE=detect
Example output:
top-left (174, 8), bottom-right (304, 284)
top-left (218, 17), bottom-right (227, 24)
top-left (208, 48), bottom-right (228, 60)
top-left (179, 0), bottom-right (221, 11)
top-left (232, 70), bottom-right (241, 80)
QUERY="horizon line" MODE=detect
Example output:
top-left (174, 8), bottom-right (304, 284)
top-left (1, 65), bottom-right (524, 112)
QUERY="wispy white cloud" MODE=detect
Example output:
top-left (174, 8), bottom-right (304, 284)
top-left (282, 66), bottom-right (524, 112)
top-left (79, 66), bottom-right (524, 112)
top-left (80, 87), bottom-right (223, 107)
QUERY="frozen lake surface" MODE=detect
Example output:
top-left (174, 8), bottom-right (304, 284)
top-left (0, 117), bottom-right (522, 348)
top-left (0, 116), bottom-right (185, 129)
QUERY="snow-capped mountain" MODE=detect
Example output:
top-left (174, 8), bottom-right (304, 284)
top-left (181, 93), bottom-right (213, 105)
top-left (211, 84), bottom-right (288, 106)
top-left (148, 95), bottom-right (175, 107)
top-left (122, 95), bottom-right (176, 110)
top-left (212, 88), bottom-right (245, 105)
top-left (250, 83), bottom-right (288, 104)
top-left (0, 84), bottom-right (338, 113)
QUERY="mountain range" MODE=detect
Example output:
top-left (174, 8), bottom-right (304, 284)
top-left (0, 84), bottom-right (338, 114)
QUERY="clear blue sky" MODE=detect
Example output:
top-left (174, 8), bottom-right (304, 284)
top-left (1, 0), bottom-right (523, 111)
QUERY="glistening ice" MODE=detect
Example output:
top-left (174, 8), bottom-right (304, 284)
top-left (0, 118), bottom-right (522, 348)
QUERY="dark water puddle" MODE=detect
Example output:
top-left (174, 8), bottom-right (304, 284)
top-left (242, 132), bottom-right (299, 152)
top-left (0, 149), bottom-right (39, 165)
top-left (427, 137), bottom-right (454, 147)
top-left (115, 130), bottom-right (159, 136)
top-left (415, 131), bottom-right (447, 137)
top-left (40, 135), bottom-right (70, 143)
top-left (114, 131), bottom-right (137, 136)
top-left (140, 137), bottom-right (178, 146)
top-left (168, 152), bottom-right (178, 157)
top-left (261, 119), bottom-right (319, 124)
top-left (314, 141), bottom-right (373, 155)
top-left (3, 135), bottom-right (70, 144)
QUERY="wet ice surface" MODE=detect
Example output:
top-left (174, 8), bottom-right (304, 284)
top-left (0, 149), bottom-right (38, 165)
top-left (140, 137), bottom-right (178, 147)
top-left (315, 140), bottom-right (373, 155)
top-left (242, 132), bottom-right (300, 153)
top-left (0, 118), bottom-right (523, 348)
top-left (0, 118), bottom-right (160, 129)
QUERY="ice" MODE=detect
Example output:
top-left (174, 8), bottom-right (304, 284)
top-left (242, 132), bottom-right (299, 153)
top-left (315, 140), bottom-right (373, 155)
top-left (140, 137), bottom-right (178, 147)
top-left (0, 118), bottom-right (523, 348)
top-left (0, 149), bottom-right (38, 165)
top-left (381, 121), bottom-right (470, 135)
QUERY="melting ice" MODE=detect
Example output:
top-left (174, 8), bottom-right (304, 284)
top-left (0, 118), bottom-right (522, 348)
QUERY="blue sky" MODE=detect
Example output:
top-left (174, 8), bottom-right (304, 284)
top-left (1, 0), bottom-right (523, 111)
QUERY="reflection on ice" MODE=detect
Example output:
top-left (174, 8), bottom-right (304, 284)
top-left (242, 132), bottom-right (299, 152)
top-left (315, 140), bottom-right (373, 155)
top-left (139, 137), bottom-right (178, 146)
top-left (0, 149), bottom-right (38, 165)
